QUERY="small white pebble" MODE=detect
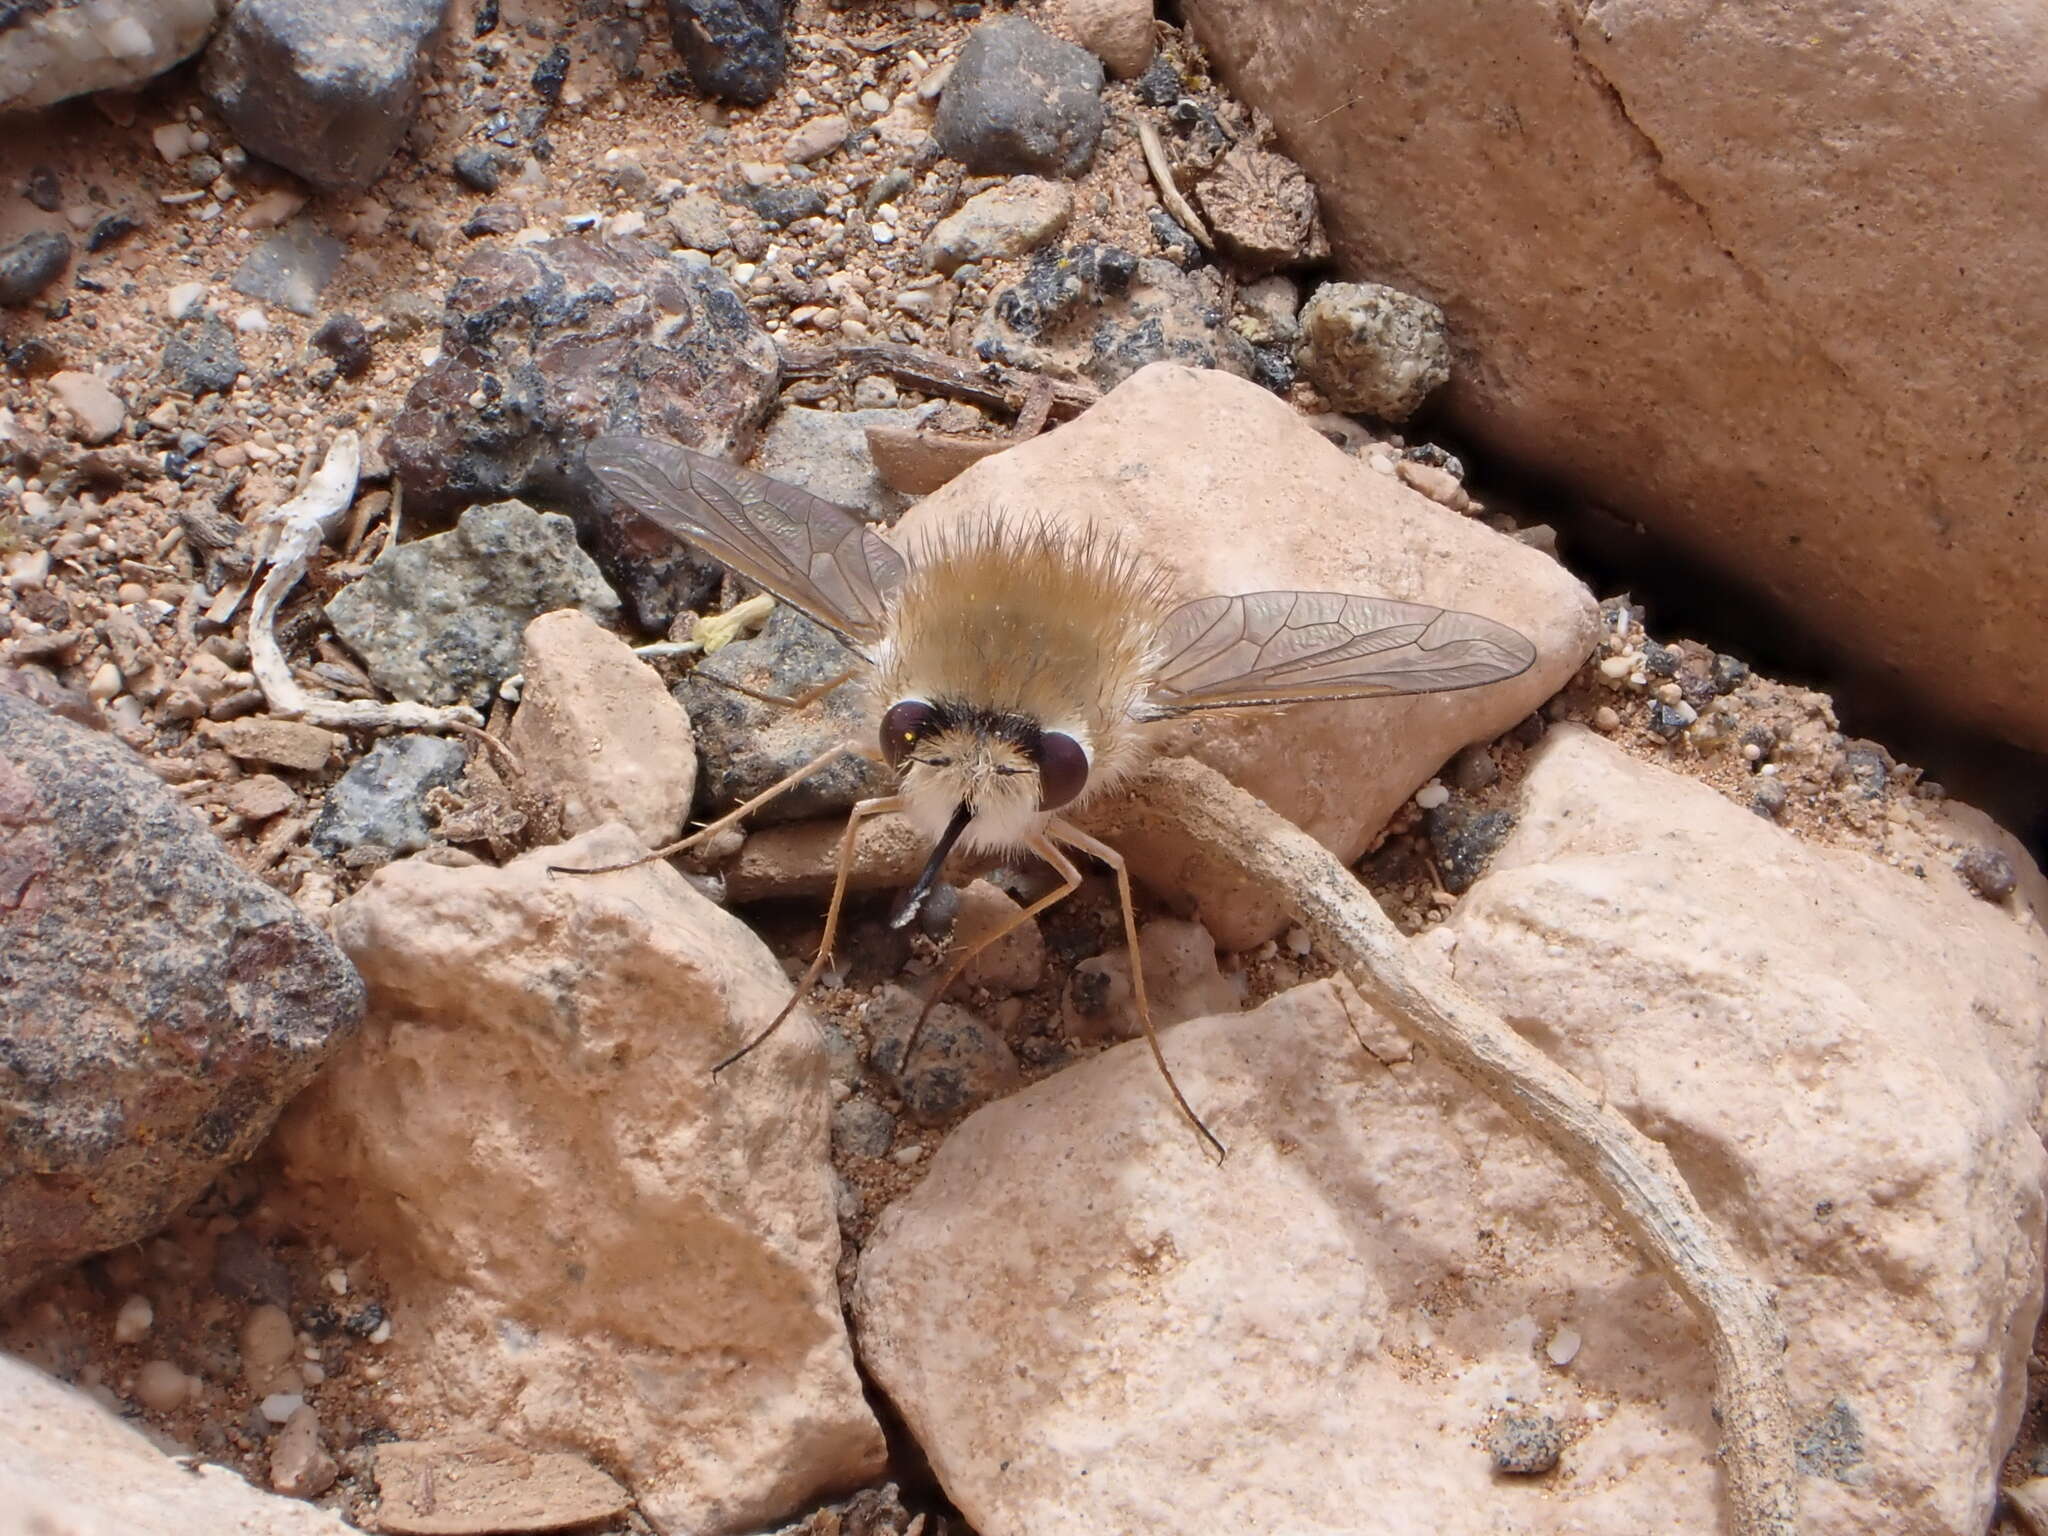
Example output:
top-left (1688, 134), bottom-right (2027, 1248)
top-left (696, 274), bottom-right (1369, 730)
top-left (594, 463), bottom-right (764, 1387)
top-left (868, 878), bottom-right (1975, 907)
top-left (890, 1143), bottom-right (925, 1167)
top-left (1627, 671), bottom-right (1648, 688)
top-left (1546, 1326), bottom-right (1582, 1366)
top-left (1742, 742), bottom-right (1762, 761)
top-left (233, 307), bottom-right (268, 334)
top-left (1283, 925), bottom-right (1311, 957)
top-left (165, 282), bottom-right (206, 320)
top-left (151, 122), bottom-right (194, 161)
top-left (1414, 782), bottom-right (1450, 811)
top-left (1592, 705), bottom-right (1622, 733)
top-left (323, 1267), bottom-right (349, 1296)
top-left (871, 224), bottom-right (896, 245)
top-left (113, 1293), bottom-right (153, 1344)
top-left (259, 1392), bottom-right (305, 1424)
top-left (1655, 681), bottom-right (1682, 704)
top-left (300, 1361), bottom-right (326, 1386)
top-left (730, 262), bottom-right (757, 285)
top-left (368, 1317), bottom-right (393, 1345)
top-left (87, 662), bottom-right (124, 703)
top-left (859, 88), bottom-right (890, 114)
top-left (607, 210), bottom-right (647, 237)
top-left (1597, 655), bottom-right (1633, 680)
top-left (1760, 762), bottom-right (1780, 777)
top-left (116, 581), bottom-right (148, 606)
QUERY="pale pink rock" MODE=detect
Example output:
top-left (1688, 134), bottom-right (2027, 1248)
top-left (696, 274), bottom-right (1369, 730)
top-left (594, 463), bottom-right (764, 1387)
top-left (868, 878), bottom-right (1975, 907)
top-left (894, 363), bottom-right (1599, 947)
top-left (1047, 0), bottom-right (1154, 78)
top-left (952, 879), bottom-right (1044, 994)
top-left (855, 729), bottom-right (2048, 1536)
top-left (49, 371), bottom-right (125, 445)
top-left (507, 609), bottom-right (695, 848)
top-left (1182, 0), bottom-right (2048, 753)
top-left (268, 1406), bottom-right (337, 1498)
top-left (273, 825), bottom-right (886, 1535)
top-left (0, 1352), bottom-right (351, 1535)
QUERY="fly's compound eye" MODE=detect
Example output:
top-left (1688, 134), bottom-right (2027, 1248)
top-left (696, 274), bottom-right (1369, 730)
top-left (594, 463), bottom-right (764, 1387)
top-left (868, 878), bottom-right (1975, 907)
top-left (880, 699), bottom-right (939, 769)
top-left (1034, 731), bottom-right (1089, 811)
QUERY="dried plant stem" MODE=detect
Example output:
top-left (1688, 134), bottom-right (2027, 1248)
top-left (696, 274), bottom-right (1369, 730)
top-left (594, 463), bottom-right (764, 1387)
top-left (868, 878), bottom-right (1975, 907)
top-left (1088, 756), bottom-right (1797, 1536)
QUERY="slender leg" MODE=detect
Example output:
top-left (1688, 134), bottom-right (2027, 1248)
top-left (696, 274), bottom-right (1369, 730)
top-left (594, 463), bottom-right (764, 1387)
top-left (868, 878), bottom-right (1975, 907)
top-left (901, 830), bottom-right (1085, 1062)
top-left (1050, 819), bottom-right (1227, 1162)
top-left (548, 741), bottom-right (856, 877)
top-left (695, 665), bottom-right (860, 712)
top-left (713, 793), bottom-right (907, 1076)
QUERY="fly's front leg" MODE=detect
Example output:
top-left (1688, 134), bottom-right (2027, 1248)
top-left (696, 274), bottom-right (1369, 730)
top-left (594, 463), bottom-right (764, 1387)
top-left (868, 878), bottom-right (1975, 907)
top-left (713, 793), bottom-right (907, 1075)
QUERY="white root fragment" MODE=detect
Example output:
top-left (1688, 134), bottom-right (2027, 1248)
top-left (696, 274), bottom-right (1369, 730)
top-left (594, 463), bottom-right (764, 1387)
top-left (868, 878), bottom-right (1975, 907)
top-left (1084, 757), bottom-right (1798, 1536)
top-left (1135, 117), bottom-right (1215, 252)
top-left (247, 432), bottom-right (482, 734)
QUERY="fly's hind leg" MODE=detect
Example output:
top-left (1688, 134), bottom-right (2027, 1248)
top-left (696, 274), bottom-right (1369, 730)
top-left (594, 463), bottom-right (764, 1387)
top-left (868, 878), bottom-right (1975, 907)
top-left (1048, 819), bottom-right (1227, 1162)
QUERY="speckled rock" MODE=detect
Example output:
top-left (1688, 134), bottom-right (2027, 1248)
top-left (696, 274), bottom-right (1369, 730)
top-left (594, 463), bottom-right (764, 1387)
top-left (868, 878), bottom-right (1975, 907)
top-left (753, 406), bottom-right (918, 523)
top-left (387, 236), bottom-right (779, 632)
top-left (0, 0), bottom-right (224, 112)
top-left (200, 0), bottom-right (451, 193)
top-left (1295, 281), bottom-right (1451, 421)
top-left (324, 499), bottom-right (620, 708)
top-left (934, 17), bottom-right (1106, 179)
top-left (975, 247), bottom-right (1254, 391)
top-left (276, 824), bottom-right (886, 1533)
top-left (309, 734), bottom-right (470, 856)
top-left (682, 603), bottom-right (892, 825)
top-left (663, 0), bottom-right (785, 106)
top-left (161, 315), bottom-right (243, 396)
top-left (0, 690), bottom-right (363, 1304)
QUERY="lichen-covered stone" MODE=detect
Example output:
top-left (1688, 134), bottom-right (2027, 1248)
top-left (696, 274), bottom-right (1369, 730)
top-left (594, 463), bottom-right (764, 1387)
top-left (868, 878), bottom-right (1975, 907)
top-left (324, 499), bottom-right (619, 708)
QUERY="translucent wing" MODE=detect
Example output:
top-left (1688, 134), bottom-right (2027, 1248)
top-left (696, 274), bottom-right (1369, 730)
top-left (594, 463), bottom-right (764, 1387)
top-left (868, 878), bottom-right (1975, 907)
top-left (584, 434), bottom-right (906, 650)
top-left (1143, 590), bottom-right (1537, 715)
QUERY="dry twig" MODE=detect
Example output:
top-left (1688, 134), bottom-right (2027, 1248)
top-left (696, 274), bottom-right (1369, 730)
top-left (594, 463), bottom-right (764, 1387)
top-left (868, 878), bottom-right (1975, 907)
top-left (1085, 756), bottom-right (1798, 1536)
top-left (1134, 117), bottom-right (1215, 252)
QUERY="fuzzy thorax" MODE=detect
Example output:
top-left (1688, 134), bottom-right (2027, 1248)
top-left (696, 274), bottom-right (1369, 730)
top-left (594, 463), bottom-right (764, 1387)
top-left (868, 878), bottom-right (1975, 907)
top-left (872, 512), bottom-right (1178, 853)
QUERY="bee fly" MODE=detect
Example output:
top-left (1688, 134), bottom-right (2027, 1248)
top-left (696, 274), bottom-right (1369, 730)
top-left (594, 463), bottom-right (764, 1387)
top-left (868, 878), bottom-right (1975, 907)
top-left (569, 435), bottom-right (1537, 1158)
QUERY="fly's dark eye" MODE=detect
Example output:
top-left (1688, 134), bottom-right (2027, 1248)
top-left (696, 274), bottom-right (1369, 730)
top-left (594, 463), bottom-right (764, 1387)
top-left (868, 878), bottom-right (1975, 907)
top-left (1035, 731), bottom-right (1089, 810)
top-left (880, 700), bottom-right (938, 768)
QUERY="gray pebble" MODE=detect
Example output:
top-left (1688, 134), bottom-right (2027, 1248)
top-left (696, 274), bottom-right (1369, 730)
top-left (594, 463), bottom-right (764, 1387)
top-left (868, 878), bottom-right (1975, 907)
top-left (452, 146), bottom-right (503, 192)
top-left (1957, 847), bottom-right (2017, 902)
top-left (162, 316), bottom-right (244, 396)
top-left (0, 231), bottom-right (72, 307)
top-left (933, 17), bottom-right (1106, 179)
top-left (1425, 804), bottom-right (1515, 895)
top-left (324, 499), bottom-right (620, 708)
top-left (310, 313), bottom-right (372, 378)
top-left (1750, 777), bottom-right (1789, 820)
top-left (1835, 743), bottom-right (1889, 798)
top-left (1447, 744), bottom-right (1499, 793)
top-left (1488, 1412), bottom-right (1562, 1475)
top-left (831, 1098), bottom-right (896, 1160)
top-left (231, 223), bottom-right (344, 318)
top-left (866, 984), bottom-right (1020, 1125)
top-left (1710, 653), bottom-right (1751, 693)
top-left (310, 734), bottom-right (470, 856)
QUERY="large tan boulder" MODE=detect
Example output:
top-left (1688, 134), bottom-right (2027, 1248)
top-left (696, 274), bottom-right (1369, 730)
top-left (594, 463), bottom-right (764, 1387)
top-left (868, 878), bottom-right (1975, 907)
top-left (853, 729), bottom-right (2048, 1535)
top-left (0, 1351), bottom-right (351, 1536)
top-left (1182, 1), bottom-right (2048, 751)
top-left (894, 362), bottom-right (1599, 947)
top-left (273, 826), bottom-right (886, 1535)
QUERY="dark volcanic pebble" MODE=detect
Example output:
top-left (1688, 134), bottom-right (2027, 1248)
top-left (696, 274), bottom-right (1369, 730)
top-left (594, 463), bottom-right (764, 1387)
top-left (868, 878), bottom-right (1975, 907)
top-left (451, 146), bottom-right (503, 192)
top-left (1956, 846), bottom-right (2017, 902)
top-left (310, 313), bottom-right (373, 378)
top-left (933, 16), bottom-right (1105, 178)
top-left (0, 231), bottom-right (72, 307)
top-left (162, 316), bottom-right (244, 396)
top-left (201, 0), bottom-right (451, 193)
top-left (664, 0), bottom-right (787, 106)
